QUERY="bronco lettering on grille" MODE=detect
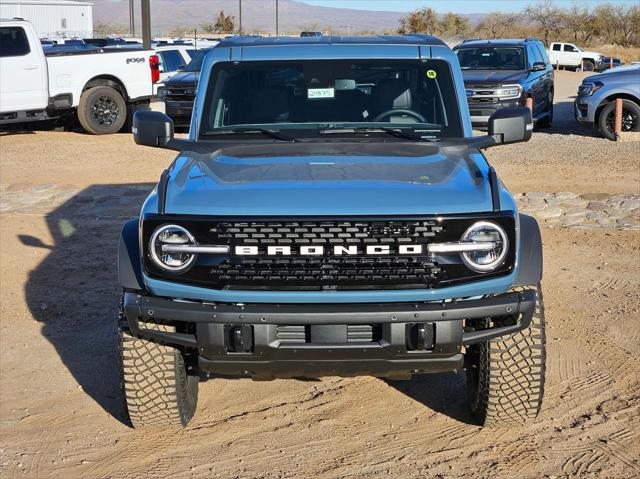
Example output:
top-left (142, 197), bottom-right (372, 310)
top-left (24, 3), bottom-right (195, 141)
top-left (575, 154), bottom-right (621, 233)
top-left (234, 244), bottom-right (427, 256)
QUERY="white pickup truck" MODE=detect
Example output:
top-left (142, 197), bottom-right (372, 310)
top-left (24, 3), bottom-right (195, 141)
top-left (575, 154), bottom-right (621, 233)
top-left (547, 42), bottom-right (604, 72)
top-left (0, 19), bottom-right (160, 134)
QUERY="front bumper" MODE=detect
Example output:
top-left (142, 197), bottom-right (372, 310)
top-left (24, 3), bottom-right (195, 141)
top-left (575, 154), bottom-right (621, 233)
top-left (123, 288), bottom-right (536, 379)
top-left (574, 97), bottom-right (594, 124)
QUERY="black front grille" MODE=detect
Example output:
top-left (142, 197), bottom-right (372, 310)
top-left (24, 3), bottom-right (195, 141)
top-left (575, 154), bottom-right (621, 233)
top-left (164, 87), bottom-right (196, 101)
top-left (142, 215), bottom-right (516, 291)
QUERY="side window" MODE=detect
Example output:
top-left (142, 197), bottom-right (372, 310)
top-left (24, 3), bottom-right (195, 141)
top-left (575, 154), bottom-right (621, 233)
top-left (0, 27), bottom-right (31, 57)
top-left (563, 44), bottom-right (577, 52)
top-left (159, 50), bottom-right (185, 72)
top-left (536, 45), bottom-right (550, 65)
top-left (552, 44), bottom-right (561, 51)
top-left (526, 46), bottom-right (536, 69)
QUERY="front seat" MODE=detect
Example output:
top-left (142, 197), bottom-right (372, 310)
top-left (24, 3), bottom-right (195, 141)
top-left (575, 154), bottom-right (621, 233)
top-left (371, 79), bottom-right (414, 123)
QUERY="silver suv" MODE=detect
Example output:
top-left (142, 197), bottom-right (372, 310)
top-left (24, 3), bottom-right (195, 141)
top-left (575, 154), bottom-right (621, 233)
top-left (575, 65), bottom-right (640, 140)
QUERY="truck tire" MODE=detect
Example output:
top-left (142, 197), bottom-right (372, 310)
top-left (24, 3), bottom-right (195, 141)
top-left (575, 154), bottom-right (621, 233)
top-left (598, 99), bottom-right (640, 141)
top-left (118, 295), bottom-right (198, 428)
top-left (466, 284), bottom-right (546, 426)
top-left (582, 60), bottom-right (595, 72)
top-left (77, 86), bottom-right (127, 135)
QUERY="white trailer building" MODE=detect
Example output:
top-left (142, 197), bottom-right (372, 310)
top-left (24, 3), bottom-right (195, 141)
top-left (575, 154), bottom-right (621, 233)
top-left (0, 0), bottom-right (93, 39)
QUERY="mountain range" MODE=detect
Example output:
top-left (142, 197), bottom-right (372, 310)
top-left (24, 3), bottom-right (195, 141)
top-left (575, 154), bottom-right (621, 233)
top-left (93, 0), bottom-right (482, 36)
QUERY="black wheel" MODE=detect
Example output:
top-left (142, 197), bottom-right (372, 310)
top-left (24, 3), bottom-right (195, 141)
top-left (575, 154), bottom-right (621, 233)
top-left (466, 284), bottom-right (546, 426)
top-left (536, 91), bottom-right (554, 129)
top-left (118, 293), bottom-right (198, 428)
top-left (78, 86), bottom-right (127, 135)
top-left (582, 60), bottom-right (595, 72)
top-left (598, 99), bottom-right (640, 141)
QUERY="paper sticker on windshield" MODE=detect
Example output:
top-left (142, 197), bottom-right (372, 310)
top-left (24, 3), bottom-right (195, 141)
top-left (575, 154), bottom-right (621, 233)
top-left (426, 70), bottom-right (437, 79)
top-left (308, 88), bottom-right (335, 99)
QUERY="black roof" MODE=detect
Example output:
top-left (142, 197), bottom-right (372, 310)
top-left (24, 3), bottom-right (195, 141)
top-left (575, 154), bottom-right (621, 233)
top-left (454, 38), bottom-right (542, 48)
top-left (217, 34), bottom-right (447, 48)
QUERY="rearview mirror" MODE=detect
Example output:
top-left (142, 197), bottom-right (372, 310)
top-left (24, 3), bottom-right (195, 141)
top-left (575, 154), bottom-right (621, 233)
top-left (488, 107), bottom-right (533, 145)
top-left (133, 110), bottom-right (175, 148)
top-left (177, 64), bottom-right (185, 71)
top-left (531, 62), bottom-right (546, 72)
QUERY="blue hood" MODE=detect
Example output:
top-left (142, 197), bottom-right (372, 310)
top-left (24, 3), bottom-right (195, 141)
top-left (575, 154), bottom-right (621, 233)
top-left (161, 142), bottom-right (493, 216)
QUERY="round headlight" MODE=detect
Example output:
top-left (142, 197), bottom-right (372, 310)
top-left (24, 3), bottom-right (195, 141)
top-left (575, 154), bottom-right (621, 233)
top-left (149, 224), bottom-right (196, 272)
top-left (460, 221), bottom-right (508, 272)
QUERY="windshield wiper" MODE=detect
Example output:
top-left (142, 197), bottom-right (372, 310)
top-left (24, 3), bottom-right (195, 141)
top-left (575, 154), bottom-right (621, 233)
top-left (320, 127), bottom-right (438, 142)
top-left (206, 128), bottom-right (297, 142)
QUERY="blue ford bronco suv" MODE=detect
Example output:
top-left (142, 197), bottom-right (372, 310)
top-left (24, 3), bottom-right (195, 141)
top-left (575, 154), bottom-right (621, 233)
top-left (119, 35), bottom-right (544, 428)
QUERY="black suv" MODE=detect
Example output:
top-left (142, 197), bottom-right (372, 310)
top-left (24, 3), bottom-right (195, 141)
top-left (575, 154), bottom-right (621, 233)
top-left (453, 39), bottom-right (554, 129)
top-left (160, 48), bottom-right (212, 127)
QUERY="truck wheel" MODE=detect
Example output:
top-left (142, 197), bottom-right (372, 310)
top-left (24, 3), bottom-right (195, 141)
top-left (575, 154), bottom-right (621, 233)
top-left (581, 60), bottom-right (595, 72)
top-left (466, 284), bottom-right (546, 426)
top-left (78, 86), bottom-right (127, 135)
top-left (598, 99), bottom-right (640, 141)
top-left (118, 295), bottom-right (198, 428)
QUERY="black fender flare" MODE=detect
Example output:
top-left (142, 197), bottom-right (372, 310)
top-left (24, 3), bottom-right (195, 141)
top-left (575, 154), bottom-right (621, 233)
top-left (118, 219), bottom-right (144, 291)
top-left (514, 214), bottom-right (543, 286)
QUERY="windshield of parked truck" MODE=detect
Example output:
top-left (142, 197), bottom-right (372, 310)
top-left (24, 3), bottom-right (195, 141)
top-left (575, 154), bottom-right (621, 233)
top-left (200, 59), bottom-right (464, 139)
top-left (184, 48), bottom-right (213, 72)
top-left (455, 47), bottom-right (525, 71)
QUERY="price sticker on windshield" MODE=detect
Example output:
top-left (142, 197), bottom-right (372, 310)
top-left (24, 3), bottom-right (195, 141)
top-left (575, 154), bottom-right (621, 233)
top-left (426, 70), bottom-right (437, 79)
top-left (308, 88), bottom-right (335, 99)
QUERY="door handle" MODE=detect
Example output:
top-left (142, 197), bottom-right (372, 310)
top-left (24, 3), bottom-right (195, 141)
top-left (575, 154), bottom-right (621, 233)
top-left (23, 65), bottom-right (39, 70)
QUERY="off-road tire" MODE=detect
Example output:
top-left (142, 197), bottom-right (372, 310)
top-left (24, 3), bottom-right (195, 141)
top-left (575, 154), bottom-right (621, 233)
top-left (78, 86), bottom-right (127, 135)
top-left (598, 99), bottom-right (640, 141)
top-left (118, 295), bottom-right (198, 428)
top-left (466, 284), bottom-right (546, 426)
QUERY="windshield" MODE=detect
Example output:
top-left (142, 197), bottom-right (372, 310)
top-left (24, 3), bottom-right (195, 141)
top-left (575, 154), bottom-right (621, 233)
top-left (200, 59), bottom-right (464, 139)
top-left (455, 47), bottom-right (525, 71)
top-left (184, 48), bottom-right (213, 72)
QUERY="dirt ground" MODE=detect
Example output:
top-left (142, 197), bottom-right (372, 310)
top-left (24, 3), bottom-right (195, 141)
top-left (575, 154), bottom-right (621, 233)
top-left (0, 70), bottom-right (639, 478)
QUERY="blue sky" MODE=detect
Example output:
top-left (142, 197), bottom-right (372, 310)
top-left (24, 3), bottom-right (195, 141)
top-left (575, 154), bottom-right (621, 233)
top-left (299, 0), bottom-right (638, 14)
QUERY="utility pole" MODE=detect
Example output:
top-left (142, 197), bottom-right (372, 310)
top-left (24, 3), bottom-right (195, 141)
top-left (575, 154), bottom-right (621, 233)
top-left (141, 0), bottom-right (151, 48)
top-left (275, 0), bottom-right (279, 36)
top-left (129, 0), bottom-right (135, 36)
top-left (238, 0), bottom-right (242, 34)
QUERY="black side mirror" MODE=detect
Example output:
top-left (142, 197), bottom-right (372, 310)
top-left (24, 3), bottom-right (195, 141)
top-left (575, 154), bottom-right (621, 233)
top-left (531, 62), bottom-right (546, 72)
top-left (133, 110), bottom-right (175, 148)
top-left (488, 107), bottom-right (533, 145)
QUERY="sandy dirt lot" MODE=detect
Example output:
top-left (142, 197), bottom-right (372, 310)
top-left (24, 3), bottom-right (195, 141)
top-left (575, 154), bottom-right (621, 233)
top-left (0, 71), bottom-right (639, 478)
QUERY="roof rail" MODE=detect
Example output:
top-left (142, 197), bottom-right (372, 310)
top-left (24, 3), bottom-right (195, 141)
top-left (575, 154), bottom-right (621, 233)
top-left (525, 37), bottom-right (540, 42)
top-left (462, 37), bottom-right (480, 43)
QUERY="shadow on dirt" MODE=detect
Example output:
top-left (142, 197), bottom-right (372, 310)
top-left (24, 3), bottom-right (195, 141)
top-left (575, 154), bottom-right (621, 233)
top-left (385, 371), bottom-right (474, 424)
top-left (21, 183), bottom-right (154, 426)
top-left (538, 99), bottom-right (600, 138)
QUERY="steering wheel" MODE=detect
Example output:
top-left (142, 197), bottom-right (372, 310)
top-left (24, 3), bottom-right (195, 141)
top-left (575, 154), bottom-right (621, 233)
top-left (373, 109), bottom-right (426, 123)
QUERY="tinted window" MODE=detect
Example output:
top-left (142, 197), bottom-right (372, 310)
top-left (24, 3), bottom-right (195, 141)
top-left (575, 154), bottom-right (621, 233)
top-left (535, 45), bottom-right (550, 65)
top-left (552, 44), bottom-right (561, 51)
top-left (455, 47), bottom-right (525, 70)
top-left (0, 27), bottom-right (31, 57)
top-left (201, 59), bottom-right (463, 139)
top-left (159, 50), bottom-right (185, 72)
top-left (528, 45), bottom-right (544, 67)
top-left (563, 44), bottom-right (577, 52)
top-left (184, 48), bottom-right (213, 72)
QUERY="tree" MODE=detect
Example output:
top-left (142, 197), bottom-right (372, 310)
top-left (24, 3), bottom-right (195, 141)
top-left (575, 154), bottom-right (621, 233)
top-left (476, 13), bottom-right (518, 39)
top-left (204, 10), bottom-right (235, 35)
top-left (398, 8), bottom-right (439, 35)
top-left (525, 0), bottom-right (564, 44)
top-left (438, 13), bottom-right (471, 38)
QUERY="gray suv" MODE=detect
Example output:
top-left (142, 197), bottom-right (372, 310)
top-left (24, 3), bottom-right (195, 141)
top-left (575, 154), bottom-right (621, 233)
top-left (575, 65), bottom-right (640, 140)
